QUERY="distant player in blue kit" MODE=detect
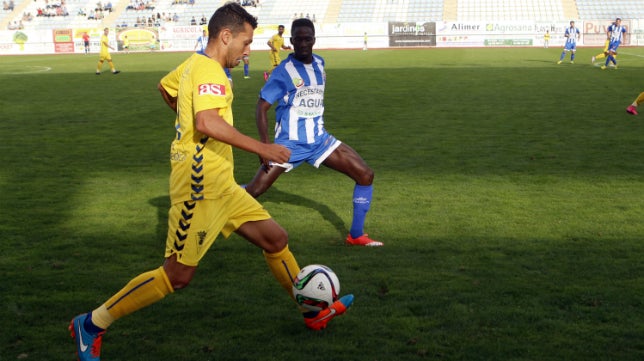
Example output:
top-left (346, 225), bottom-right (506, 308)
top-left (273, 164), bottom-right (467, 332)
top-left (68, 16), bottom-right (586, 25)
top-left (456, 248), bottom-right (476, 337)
top-left (602, 17), bottom-right (627, 70)
top-left (244, 18), bottom-right (383, 247)
top-left (558, 20), bottom-right (580, 64)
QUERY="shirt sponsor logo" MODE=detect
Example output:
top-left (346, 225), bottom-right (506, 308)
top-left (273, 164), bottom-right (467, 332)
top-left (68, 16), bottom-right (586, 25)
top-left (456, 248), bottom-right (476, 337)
top-left (198, 83), bottom-right (226, 96)
top-left (292, 77), bottom-right (304, 88)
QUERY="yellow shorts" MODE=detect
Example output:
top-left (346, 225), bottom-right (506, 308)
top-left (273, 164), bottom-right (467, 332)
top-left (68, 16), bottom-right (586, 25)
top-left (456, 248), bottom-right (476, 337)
top-left (99, 52), bottom-right (112, 62)
top-left (164, 186), bottom-right (271, 266)
top-left (269, 51), bottom-right (281, 68)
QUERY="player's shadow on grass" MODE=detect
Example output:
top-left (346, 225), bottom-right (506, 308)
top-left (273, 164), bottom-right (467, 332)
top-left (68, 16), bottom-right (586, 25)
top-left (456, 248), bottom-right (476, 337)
top-left (148, 188), bottom-right (348, 242)
top-left (149, 195), bottom-right (170, 243)
top-left (260, 187), bottom-right (348, 237)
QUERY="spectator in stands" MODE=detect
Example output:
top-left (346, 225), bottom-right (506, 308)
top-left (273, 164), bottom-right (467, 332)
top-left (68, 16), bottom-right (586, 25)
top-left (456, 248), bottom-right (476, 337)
top-left (263, 24), bottom-right (291, 81)
top-left (96, 27), bottom-right (120, 75)
top-left (172, 13), bottom-right (179, 22)
top-left (3, 2), bottom-right (9, 11)
top-left (8, 0), bottom-right (14, 10)
top-left (200, 14), bottom-right (207, 25)
top-left (245, 18), bottom-right (382, 247)
top-left (190, 16), bottom-right (196, 25)
top-left (557, 21), bottom-right (579, 65)
top-left (626, 91), bottom-right (644, 115)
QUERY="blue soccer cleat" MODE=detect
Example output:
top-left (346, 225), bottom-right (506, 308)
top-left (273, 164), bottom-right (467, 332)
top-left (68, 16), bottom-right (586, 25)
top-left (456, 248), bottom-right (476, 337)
top-left (69, 314), bottom-right (105, 361)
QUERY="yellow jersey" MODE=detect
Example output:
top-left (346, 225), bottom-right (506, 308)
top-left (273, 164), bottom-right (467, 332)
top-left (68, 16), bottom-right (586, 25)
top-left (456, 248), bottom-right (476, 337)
top-left (269, 33), bottom-right (284, 54)
top-left (100, 34), bottom-right (110, 56)
top-left (160, 53), bottom-right (235, 204)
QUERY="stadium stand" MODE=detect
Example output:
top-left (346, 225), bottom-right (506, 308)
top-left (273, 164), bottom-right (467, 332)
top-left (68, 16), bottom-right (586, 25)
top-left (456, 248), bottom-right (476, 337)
top-left (4, 0), bottom-right (644, 31)
top-left (253, 0), bottom-right (329, 25)
top-left (455, 0), bottom-right (564, 21)
top-left (337, 0), bottom-right (443, 23)
top-left (576, 0), bottom-right (644, 20)
top-left (3, 0), bottom-right (129, 30)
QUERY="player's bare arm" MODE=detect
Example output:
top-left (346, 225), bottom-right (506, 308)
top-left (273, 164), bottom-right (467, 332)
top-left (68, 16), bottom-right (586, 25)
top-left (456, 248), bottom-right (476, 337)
top-left (255, 98), bottom-right (275, 170)
top-left (267, 40), bottom-right (276, 52)
top-left (195, 108), bottom-right (290, 163)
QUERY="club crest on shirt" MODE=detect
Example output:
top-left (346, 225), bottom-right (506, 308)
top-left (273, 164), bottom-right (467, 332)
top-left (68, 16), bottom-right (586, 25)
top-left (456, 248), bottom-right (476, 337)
top-left (198, 83), bottom-right (226, 96)
top-left (292, 77), bottom-right (304, 88)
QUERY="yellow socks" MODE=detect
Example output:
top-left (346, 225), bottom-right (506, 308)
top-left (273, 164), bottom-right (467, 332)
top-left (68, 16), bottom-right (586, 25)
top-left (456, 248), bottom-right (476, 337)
top-left (263, 245), bottom-right (300, 299)
top-left (91, 266), bottom-right (174, 329)
top-left (635, 92), bottom-right (644, 106)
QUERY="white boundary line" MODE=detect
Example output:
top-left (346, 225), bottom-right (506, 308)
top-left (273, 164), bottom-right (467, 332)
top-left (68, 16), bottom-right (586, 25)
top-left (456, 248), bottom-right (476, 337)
top-left (2, 66), bottom-right (52, 74)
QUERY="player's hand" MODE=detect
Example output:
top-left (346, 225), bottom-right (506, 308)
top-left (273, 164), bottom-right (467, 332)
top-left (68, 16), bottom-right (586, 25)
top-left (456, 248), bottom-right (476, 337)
top-left (261, 143), bottom-right (290, 164)
top-left (258, 157), bottom-right (271, 173)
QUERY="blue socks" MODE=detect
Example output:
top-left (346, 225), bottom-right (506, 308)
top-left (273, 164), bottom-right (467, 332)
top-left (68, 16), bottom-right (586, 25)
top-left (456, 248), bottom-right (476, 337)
top-left (350, 184), bottom-right (373, 238)
top-left (244, 64), bottom-right (249, 77)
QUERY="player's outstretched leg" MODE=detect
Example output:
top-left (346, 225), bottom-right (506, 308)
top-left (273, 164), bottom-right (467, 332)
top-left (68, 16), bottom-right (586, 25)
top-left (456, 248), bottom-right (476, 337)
top-left (304, 294), bottom-right (354, 330)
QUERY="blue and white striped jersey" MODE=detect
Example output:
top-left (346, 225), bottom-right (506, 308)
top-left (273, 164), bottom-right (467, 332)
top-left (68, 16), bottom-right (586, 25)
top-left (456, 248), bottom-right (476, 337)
top-left (608, 24), bottom-right (626, 42)
top-left (260, 53), bottom-right (328, 147)
top-left (565, 26), bottom-right (579, 44)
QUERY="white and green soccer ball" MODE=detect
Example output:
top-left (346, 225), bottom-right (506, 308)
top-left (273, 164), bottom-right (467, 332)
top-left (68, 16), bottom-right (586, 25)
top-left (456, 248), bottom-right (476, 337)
top-left (292, 264), bottom-right (340, 312)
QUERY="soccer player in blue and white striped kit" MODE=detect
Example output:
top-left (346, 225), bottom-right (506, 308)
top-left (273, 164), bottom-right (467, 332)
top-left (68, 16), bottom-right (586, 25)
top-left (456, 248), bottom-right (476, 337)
top-left (558, 20), bottom-right (580, 64)
top-left (602, 17), bottom-right (627, 70)
top-left (244, 18), bottom-right (382, 247)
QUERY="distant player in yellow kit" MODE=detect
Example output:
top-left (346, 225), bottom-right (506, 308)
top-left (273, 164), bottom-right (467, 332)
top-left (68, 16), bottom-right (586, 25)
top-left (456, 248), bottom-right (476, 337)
top-left (96, 28), bottom-right (120, 75)
top-left (263, 24), bottom-right (291, 80)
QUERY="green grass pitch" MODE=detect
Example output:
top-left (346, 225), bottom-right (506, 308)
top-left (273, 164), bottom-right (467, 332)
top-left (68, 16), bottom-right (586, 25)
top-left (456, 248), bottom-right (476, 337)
top-left (1, 46), bottom-right (643, 360)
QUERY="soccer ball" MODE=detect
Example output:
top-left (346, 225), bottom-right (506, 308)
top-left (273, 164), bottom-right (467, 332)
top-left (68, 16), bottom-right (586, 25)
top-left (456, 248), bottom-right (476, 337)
top-left (292, 264), bottom-right (340, 312)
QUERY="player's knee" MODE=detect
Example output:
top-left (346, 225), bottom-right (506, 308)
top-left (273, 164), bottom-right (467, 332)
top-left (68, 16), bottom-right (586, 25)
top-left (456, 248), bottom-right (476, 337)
top-left (164, 265), bottom-right (196, 290)
top-left (169, 274), bottom-right (193, 290)
top-left (264, 228), bottom-right (289, 254)
top-left (356, 167), bottom-right (374, 186)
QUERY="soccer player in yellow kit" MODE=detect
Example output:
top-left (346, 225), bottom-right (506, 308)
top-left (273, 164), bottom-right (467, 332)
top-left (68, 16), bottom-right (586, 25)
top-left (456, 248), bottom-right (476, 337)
top-left (69, 4), bottom-right (353, 361)
top-left (263, 24), bottom-right (291, 80)
top-left (96, 28), bottom-right (120, 75)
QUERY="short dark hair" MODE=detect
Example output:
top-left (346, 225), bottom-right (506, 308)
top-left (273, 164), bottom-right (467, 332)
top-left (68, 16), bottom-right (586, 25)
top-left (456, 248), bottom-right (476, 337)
top-left (291, 18), bottom-right (315, 35)
top-left (208, 1), bottom-right (257, 39)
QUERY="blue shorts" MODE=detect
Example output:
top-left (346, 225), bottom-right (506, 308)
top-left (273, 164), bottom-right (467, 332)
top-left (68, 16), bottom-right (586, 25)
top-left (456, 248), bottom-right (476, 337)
top-left (272, 134), bottom-right (341, 172)
top-left (564, 42), bottom-right (577, 51)
top-left (608, 40), bottom-right (621, 53)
